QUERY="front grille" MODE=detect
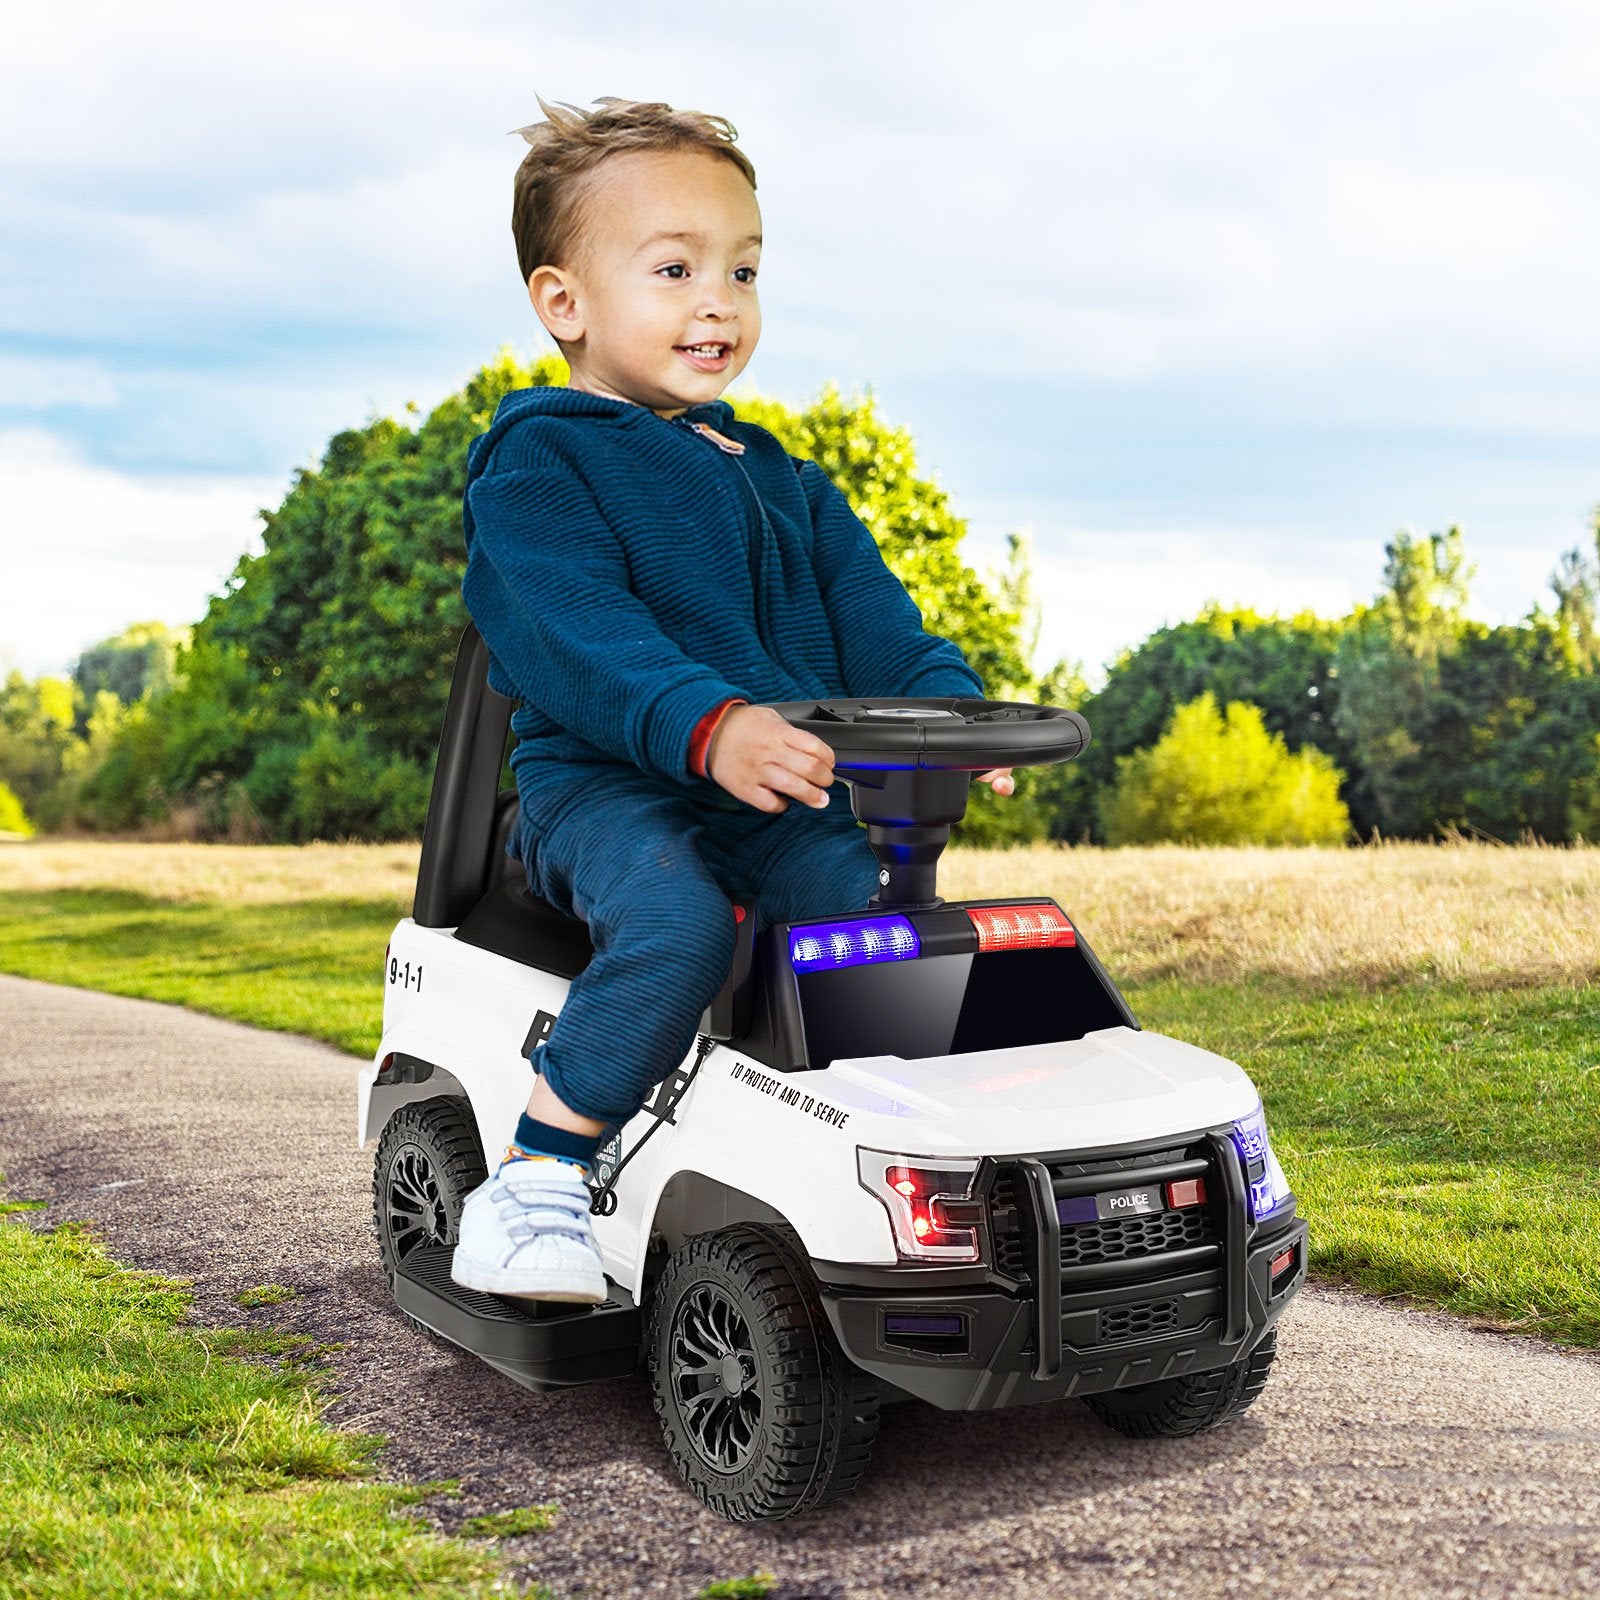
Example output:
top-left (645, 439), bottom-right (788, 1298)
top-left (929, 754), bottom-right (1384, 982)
top-left (1099, 1297), bottom-right (1179, 1343)
top-left (1062, 1208), bottom-right (1208, 1266)
top-left (989, 1142), bottom-right (1218, 1280)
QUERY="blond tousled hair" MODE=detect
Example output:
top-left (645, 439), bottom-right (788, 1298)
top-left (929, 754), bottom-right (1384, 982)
top-left (510, 95), bottom-right (757, 284)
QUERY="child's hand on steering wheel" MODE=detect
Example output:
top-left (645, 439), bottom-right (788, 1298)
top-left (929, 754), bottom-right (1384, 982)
top-left (977, 768), bottom-right (1015, 796)
top-left (707, 704), bottom-right (836, 813)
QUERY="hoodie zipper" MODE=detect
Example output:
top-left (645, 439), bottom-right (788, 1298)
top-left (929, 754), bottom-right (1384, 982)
top-left (675, 415), bottom-right (771, 634)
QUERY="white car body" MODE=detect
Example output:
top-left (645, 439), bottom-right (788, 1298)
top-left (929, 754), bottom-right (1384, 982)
top-left (362, 914), bottom-right (1265, 1302)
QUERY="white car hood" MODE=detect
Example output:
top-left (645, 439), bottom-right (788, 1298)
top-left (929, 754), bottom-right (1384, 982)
top-left (817, 1026), bottom-right (1260, 1156)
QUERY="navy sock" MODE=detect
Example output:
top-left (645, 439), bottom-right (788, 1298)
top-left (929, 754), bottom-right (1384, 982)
top-left (507, 1114), bottom-right (603, 1176)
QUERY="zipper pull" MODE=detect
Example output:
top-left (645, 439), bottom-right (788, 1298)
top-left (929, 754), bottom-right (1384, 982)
top-left (687, 420), bottom-right (746, 455)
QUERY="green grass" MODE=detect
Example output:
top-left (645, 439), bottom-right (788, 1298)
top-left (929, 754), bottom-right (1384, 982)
top-left (2, 888), bottom-right (1597, 1344)
top-left (0, 890), bottom-right (385, 1055)
top-left (458, 1506), bottom-right (558, 1540)
top-left (0, 1209), bottom-right (500, 1600)
top-left (235, 1284), bottom-right (299, 1308)
top-left (1137, 978), bottom-right (1600, 1345)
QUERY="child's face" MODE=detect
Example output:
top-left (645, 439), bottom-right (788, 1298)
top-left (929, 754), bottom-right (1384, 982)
top-left (531, 148), bottom-right (762, 418)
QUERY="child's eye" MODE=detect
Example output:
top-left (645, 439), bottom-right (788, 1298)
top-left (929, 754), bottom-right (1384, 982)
top-left (733, 266), bottom-right (758, 285)
top-left (656, 263), bottom-right (688, 279)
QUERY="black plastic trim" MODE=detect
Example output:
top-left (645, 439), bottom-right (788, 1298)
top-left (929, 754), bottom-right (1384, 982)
top-left (1057, 1242), bottom-right (1221, 1288)
top-left (1208, 1131), bottom-right (1250, 1345)
top-left (816, 1217), bottom-right (1308, 1412)
top-left (1049, 1156), bottom-right (1209, 1198)
top-left (455, 878), bottom-right (595, 977)
top-left (1017, 1158), bottom-right (1062, 1379)
top-left (1070, 923), bottom-right (1140, 1031)
top-left (379, 1052), bottom-right (435, 1085)
top-left (393, 1244), bottom-right (641, 1390)
top-left (704, 900), bottom-right (757, 1041)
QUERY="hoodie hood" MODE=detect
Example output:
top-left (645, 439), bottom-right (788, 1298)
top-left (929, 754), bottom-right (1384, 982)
top-left (465, 385), bottom-right (735, 488)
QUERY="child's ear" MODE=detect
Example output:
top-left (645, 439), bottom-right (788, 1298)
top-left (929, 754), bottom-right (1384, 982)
top-left (528, 266), bottom-right (584, 344)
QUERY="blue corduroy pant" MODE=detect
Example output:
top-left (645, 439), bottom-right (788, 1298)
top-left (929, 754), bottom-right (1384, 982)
top-left (521, 778), bottom-right (879, 1127)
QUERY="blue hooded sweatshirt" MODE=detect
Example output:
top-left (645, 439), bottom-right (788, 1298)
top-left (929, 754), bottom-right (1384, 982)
top-left (461, 385), bottom-right (985, 842)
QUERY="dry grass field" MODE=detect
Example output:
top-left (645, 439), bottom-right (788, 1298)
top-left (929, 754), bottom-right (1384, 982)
top-left (4, 837), bottom-right (1595, 992)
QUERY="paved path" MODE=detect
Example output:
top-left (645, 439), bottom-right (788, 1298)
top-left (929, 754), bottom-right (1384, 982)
top-left (2, 971), bottom-right (1597, 1600)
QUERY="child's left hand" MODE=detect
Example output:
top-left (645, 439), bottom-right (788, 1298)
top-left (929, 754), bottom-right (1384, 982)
top-left (976, 768), bottom-right (1015, 797)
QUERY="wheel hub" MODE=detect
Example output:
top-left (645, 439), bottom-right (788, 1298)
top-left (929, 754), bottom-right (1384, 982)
top-left (670, 1282), bottom-right (761, 1473)
top-left (386, 1144), bottom-right (449, 1263)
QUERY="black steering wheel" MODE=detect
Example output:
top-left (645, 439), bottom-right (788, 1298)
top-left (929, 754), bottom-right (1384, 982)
top-left (759, 698), bottom-right (1092, 908)
top-left (763, 697), bottom-right (1090, 771)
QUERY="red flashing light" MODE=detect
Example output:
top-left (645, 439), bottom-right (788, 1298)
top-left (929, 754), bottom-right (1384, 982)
top-left (893, 1177), bottom-right (917, 1197)
top-left (1270, 1247), bottom-right (1295, 1279)
top-left (912, 1215), bottom-right (931, 1238)
top-left (1167, 1178), bottom-right (1207, 1209)
top-left (967, 903), bottom-right (1076, 952)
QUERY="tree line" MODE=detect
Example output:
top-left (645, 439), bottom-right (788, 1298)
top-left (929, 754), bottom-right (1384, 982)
top-left (3, 352), bottom-right (1597, 847)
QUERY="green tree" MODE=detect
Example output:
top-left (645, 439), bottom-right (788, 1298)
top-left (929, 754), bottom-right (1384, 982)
top-left (72, 621), bottom-right (187, 723)
top-left (0, 777), bottom-right (32, 836)
top-left (0, 671), bottom-right (77, 822)
top-left (1548, 511), bottom-right (1599, 668)
top-left (1332, 527), bottom-right (1474, 836)
top-left (1100, 692), bottom-right (1350, 846)
top-left (1057, 605), bottom-right (1348, 841)
top-left (1402, 619), bottom-right (1600, 842)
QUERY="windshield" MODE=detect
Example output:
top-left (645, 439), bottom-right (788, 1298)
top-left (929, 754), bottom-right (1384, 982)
top-left (793, 945), bottom-right (1130, 1072)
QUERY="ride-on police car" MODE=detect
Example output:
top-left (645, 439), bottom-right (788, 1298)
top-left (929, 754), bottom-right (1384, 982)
top-left (361, 625), bottom-right (1306, 1521)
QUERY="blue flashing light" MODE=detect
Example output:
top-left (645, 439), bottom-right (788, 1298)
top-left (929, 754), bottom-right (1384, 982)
top-left (790, 915), bottom-right (921, 973)
top-left (1231, 1105), bottom-right (1293, 1221)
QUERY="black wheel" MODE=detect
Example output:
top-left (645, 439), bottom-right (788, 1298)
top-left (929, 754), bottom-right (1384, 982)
top-left (1082, 1330), bottom-right (1278, 1439)
top-left (372, 1097), bottom-right (486, 1332)
top-left (647, 1223), bottom-right (879, 1521)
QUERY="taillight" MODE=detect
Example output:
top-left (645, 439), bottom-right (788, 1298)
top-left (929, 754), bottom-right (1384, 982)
top-left (858, 1150), bottom-right (982, 1262)
top-left (966, 903), bottom-right (1076, 951)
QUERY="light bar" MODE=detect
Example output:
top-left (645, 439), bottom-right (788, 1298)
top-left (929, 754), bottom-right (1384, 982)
top-left (966, 902), bottom-right (1076, 952)
top-left (790, 915), bottom-right (920, 973)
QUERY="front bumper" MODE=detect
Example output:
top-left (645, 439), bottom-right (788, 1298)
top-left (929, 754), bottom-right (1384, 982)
top-left (816, 1133), bottom-right (1308, 1411)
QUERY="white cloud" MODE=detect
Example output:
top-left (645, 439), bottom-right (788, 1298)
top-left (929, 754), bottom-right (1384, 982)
top-left (0, 429), bottom-right (283, 676)
top-left (0, 355), bottom-right (118, 409)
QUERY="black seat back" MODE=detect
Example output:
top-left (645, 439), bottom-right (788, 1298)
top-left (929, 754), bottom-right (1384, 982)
top-left (413, 624), bottom-right (514, 928)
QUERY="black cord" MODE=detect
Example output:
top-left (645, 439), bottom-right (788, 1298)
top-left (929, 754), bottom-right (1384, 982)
top-left (589, 1033), bottom-right (716, 1216)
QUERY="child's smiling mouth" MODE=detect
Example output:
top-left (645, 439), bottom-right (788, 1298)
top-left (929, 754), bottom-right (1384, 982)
top-left (675, 341), bottom-right (733, 371)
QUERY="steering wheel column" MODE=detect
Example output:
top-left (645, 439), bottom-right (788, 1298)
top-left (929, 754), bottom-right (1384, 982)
top-left (848, 766), bottom-right (973, 910)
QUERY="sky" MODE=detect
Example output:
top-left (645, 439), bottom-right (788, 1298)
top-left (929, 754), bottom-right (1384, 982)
top-left (2, 0), bottom-right (1597, 687)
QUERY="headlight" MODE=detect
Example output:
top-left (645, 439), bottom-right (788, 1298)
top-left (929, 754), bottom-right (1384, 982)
top-left (857, 1149), bottom-right (983, 1263)
top-left (1231, 1105), bottom-right (1293, 1221)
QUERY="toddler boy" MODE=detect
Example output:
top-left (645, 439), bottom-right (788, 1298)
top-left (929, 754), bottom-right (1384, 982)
top-left (450, 96), bottom-right (1013, 1302)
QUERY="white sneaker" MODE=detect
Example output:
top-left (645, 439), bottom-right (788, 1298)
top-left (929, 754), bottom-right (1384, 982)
top-left (450, 1154), bottom-right (607, 1304)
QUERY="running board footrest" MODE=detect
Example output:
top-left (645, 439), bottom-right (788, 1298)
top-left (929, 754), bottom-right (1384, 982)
top-left (394, 1244), bottom-right (641, 1391)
